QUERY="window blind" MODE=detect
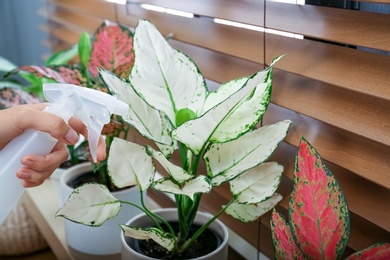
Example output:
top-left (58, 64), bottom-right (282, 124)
top-left (40, 0), bottom-right (390, 258)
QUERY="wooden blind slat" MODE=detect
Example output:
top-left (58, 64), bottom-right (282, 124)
top-left (41, 7), bottom-right (104, 34)
top-left (267, 2), bottom-right (390, 52)
top-left (118, 3), bottom-right (264, 63)
top-left (47, 0), bottom-right (116, 20)
top-left (265, 102), bottom-right (390, 190)
top-left (127, 0), bottom-right (264, 26)
top-left (266, 34), bottom-right (390, 101)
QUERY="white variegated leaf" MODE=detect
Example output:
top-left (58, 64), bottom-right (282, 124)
top-left (99, 68), bottom-right (175, 157)
top-left (108, 138), bottom-right (155, 191)
top-left (172, 68), bottom-right (272, 155)
top-left (201, 77), bottom-right (248, 113)
top-left (205, 120), bottom-right (291, 186)
top-left (56, 184), bottom-right (121, 226)
top-left (230, 162), bottom-right (283, 203)
top-left (224, 193), bottom-right (283, 222)
top-left (120, 225), bottom-right (175, 251)
top-left (146, 146), bottom-right (192, 183)
top-left (210, 73), bottom-right (272, 143)
top-left (130, 20), bottom-right (207, 126)
top-left (152, 176), bottom-right (212, 200)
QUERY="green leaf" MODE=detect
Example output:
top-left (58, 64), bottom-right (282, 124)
top-left (172, 68), bottom-right (274, 155)
top-left (205, 120), bottom-right (291, 185)
top-left (130, 20), bottom-right (208, 126)
top-left (78, 32), bottom-right (92, 68)
top-left (108, 138), bottom-right (155, 191)
top-left (224, 193), bottom-right (283, 222)
top-left (230, 162), bottom-right (284, 204)
top-left (270, 209), bottom-right (305, 260)
top-left (152, 175), bottom-right (212, 200)
top-left (45, 44), bottom-right (78, 66)
top-left (56, 183), bottom-right (121, 226)
top-left (100, 68), bottom-right (175, 157)
top-left (146, 146), bottom-right (192, 183)
top-left (120, 225), bottom-right (175, 251)
top-left (289, 137), bottom-right (350, 260)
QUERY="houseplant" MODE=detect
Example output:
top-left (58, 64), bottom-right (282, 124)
top-left (56, 19), bottom-right (292, 259)
top-left (271, 137), bottom-right (390, 259)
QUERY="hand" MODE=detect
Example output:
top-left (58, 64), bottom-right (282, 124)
top-left (0, 103), bottom-right (107, 187)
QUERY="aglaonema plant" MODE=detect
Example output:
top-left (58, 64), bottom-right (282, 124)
top-left (56, 19), bottom-right (292, 258)
top-left (271, 137), bottom-right (390, 260)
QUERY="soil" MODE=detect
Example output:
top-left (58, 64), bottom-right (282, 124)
top-left (132, 222), bottom-right (221, 259)
top-left (69, 171), bottom-right (124, 192)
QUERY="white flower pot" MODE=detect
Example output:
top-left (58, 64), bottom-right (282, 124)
top-left (59, 162), bottom-right (144, 257)
top-left (121, 208), bottom-right (229, 260)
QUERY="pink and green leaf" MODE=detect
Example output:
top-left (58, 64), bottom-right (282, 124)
top-left (16, 65), bottom-right (86, 86)
top-left (289, 137), bottom-right (350, 260)
top-left (345, 243), bottom-right (390, 260)
top-left (88, 20), bottom-right (134, 79)
top-left (0, 87), bottom-right (40, 109)
top-left (270, 209), bottom-right (305, 260)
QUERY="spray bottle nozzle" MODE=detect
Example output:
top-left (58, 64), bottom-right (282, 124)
top-left (43, 83), bottom-right (129, 162)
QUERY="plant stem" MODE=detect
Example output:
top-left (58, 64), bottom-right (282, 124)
top-left (179, 199), bottom-right (235, 254)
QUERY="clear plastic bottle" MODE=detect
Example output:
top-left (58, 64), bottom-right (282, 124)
top-left (0, 83), bottom-right (128, 224)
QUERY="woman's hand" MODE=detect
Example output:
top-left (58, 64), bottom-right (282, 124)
top-left (0, 103), bottom-right (106, 187)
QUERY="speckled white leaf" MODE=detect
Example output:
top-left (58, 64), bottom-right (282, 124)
top-left (230, 162), bottom-right (283, 203)
top-left (224, 193), bottom-right (283, 222)
top-left (201, 77), bottom-right (248, 113)
top-left (205, 120), bottom-right (291, 186)
top-left (152, 176), bottom-right (212, 200)
top-left (146, 146), bottom-right (192, 183)
top-left (108, 138), bottom-right (155, 191)
top-left (121, 225), bottom-right (175, 251)
top-left (172, 68), bottom-right (272, 155)
top-left (130, 20), bottom-right (207, 126)
top-left (56, 183), bottom-right (121, 226)
top-left (100, 68), bottom-right (175, 157)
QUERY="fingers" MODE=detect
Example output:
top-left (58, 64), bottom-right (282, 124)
top-left (7, 104), bottom-right (80, 145)
top-left (17, 142), bottom-right (69, 188)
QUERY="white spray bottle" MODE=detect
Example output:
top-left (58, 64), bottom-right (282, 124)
top-left (0, 83), bottom-right (129, 224)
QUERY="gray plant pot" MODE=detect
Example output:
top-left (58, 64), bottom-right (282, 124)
top-left (121, 208), bottom-right (229, 260)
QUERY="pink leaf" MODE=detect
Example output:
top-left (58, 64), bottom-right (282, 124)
top-left (88, 20), bottom-right (134, 78)
top-left (346, 243), bottom-right (390, 260)
top-left (289, 137), bottom-right (350, 259)
top-left (0, 87), bottom-right (40, 109)
top-left (18, 65), bottom-right (86, 85)
top-left (271, 209), bottom-right (305, 260)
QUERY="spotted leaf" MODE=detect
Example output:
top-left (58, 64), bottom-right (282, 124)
top-left (289, 137), bottom-right (350, 259)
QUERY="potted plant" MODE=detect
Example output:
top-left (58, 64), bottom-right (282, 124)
top-left (271, 137), bottom-right (390, 259)
top-left (56, 19), bottom-right (292, 259)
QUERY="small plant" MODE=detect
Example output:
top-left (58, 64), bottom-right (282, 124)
top-left (56, 19), bottom-right (292, 258)
top-left (271, 137), bottom-right (390, 259)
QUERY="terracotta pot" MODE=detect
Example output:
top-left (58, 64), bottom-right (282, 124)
top-left (59, 162), bottom-right (144, 257)
top-left (121, 208), bottom-right (229, 260)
